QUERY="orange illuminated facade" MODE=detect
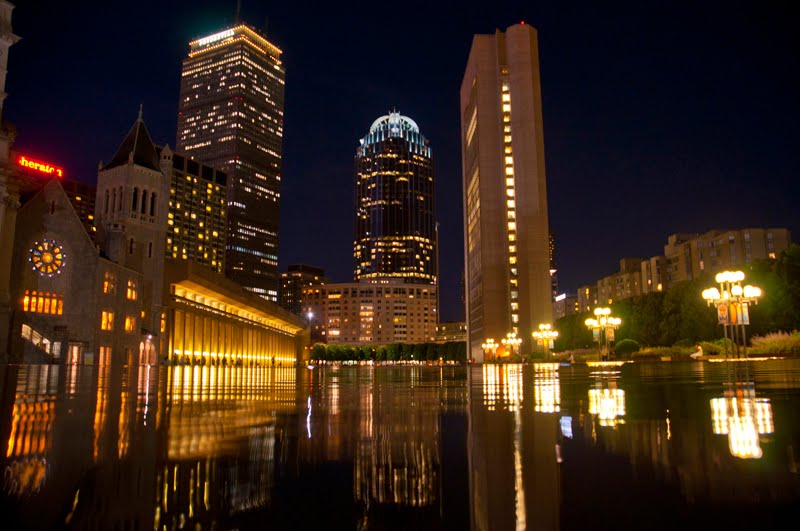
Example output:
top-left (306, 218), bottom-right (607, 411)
top-left (16, 155), bottom-right (64, 178)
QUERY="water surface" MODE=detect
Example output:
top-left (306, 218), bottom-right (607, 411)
top-left (1, 360), bottom-right (799, 530)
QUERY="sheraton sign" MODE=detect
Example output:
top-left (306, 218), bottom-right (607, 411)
top-left (16, 155), bottom-right (64, 178)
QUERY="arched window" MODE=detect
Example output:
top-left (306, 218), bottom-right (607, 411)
top-left (150, 193), bottom-right (156, 217)
top-left (118, 187), bottom-right (123, 211)
top-left (104, 190), bottom-right (109, 214)
top-left (132, 188), bottom-right (139, 211)
top-left (141, 190), bottom-right (148, 214)
top-left (111, 189), bottom-right (116, 213)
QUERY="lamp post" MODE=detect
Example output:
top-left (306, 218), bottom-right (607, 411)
top-left (532, 323), bottom-right (559, 360)
top-left (481, 338), bottom-right (498, 363)
top-left (585, 307), bottom-right (622, 361)
top-left (702, 270), bottom-right (762, 359)
top-left (501, 332), bottom-right (522, 361)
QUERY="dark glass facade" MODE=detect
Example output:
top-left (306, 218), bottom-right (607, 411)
top-left (354, 113), bottom-right (437, 284)
top-left (279, 264), bottom-right (327, 316)
top-left (176, 25), bottom-right (285, 301)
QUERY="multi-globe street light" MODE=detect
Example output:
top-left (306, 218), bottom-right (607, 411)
top-left (532, 323), bottom-right (559, 360)
top-left (585, 307), bottom-right (622, 361)
top-left (702, 270), bottom-right (762, 359)
top-left (481, 338), bottom-right (499, 363)
top-left (501, 332), bottom-right (522, 360)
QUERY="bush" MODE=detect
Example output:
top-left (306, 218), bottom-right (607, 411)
top-left (698, 338), bottom-right (733, 356)
top-left (749, 331), bottom-right (800, 356)
top-left (615, 339), bottom-right (640, 357)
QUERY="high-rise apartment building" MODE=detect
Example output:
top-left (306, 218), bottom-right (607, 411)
top-left (279, 264), bottom-right (327, 316)
top-left (461, 23), bottom-right (552, 361)
top-left (354, 112), bottom-right (437, 285)
top-left (176, 23), bottom-right (285, 301)
top-left (158, 146), bottom-right (227, 274)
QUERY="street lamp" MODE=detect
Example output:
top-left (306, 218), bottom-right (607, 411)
top-left (532, 323), bottom-right (559, 360)
top-left (702, 270), bottom-right (762, 359)
top-left (481, 338), bottom-right (498, 363)
top-left (585, 307), bottom-right (622, 361)
top-left (501, 332), bottom-right (522, 361)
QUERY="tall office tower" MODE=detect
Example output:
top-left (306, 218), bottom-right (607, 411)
top-left (176, 24), bottom-right (285, 301)
top-left (158, 146), bottom-right (227, 274)
top-left (460, 23), bottom-right (552, 361)
top-left (354, 112), bottom-right (437, 285)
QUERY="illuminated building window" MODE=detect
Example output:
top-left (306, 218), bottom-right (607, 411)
top-left (22, 290), bottom-right (63, 315)
top-left (126, 280), bottom-right (138, 301)
top-left (124, 316), bottom-right (136, 333)
top-left (508, 222), bottom-right (516, 231)
top-left (103, 272), bottom-right (116, 294)
top-left (101, 311), bottom-right (114, 331)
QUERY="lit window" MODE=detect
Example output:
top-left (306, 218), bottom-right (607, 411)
top-left (124, 316), bottom-right (136, 333)
top-left (127, 280), bottom-right (138, 301)
top-left (22, 290), bottom-right (63, 315)
top-left (508, 222), bottom-right (516, 231)
top-left (505, 167), bottom-right (514, 176)
top-left (502, 93), bottom-right (510, 102)
top-left (503, 104), bottom-right (511, 112)
top-left (507, 200), bottom-right (515, 209)
top-left (504, 135), bottom-right (512, 142)
top-left (103, 272), bottom-right (116, 294)
top-left (101, 311), bottom-right (114, 331)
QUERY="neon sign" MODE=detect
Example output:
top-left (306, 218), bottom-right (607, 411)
top-left (17, 155), bottom-right (64, 178)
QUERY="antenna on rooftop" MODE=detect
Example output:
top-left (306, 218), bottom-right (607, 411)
top-left (235, 0), bottom-right (241, 23)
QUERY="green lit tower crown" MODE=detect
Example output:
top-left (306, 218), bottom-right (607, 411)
top-left (354, 112), bottom-right (437, 285)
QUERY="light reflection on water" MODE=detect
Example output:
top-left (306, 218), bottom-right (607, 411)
top-left (1, 360), bottom-right (800, 530)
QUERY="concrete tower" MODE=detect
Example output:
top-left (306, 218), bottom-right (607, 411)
top-left (460, 23), bottom-right (552, 361)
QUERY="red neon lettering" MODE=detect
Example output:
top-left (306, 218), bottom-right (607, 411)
top-left (16, 155), bottom-right (64, 178)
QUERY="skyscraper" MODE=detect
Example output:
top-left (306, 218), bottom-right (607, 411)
top-left (176, 23), bottom-right (285, 301)
top-left (354, 112), bottom-right (437, 285)
top-left (460, 23), bottom-right (552, 361)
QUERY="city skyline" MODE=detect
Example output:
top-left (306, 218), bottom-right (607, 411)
top-left (4, 1), bottom-right (798, 322)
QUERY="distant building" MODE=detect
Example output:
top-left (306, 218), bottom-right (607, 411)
top-left (645, 229), bottom-right (791, 292)
top-left (60, 179), bottom-right (96, 238)
top-left (302, 279), bottom-right (437, 345)
top-left (641, 255), bottom-right (669, 294)
top-left (461, 23), bottom-right (552, 362)
top-left (354, 112), bottom-right (437, 285)
top-left (435, 321), bottom-right (466, 343)
top-left (577, 285), bottom-right (598, 314)
top-left (158, 146), bottom-right (227, 274)
top-left (176, 23), bottom-right (285, 301)
top-left (279, 264), bottom-right (327, 316)
top-left (553, 293), bottom-right (579, 320)
top-left (550, 233), bottom-right (558, 300)
top-left (597, 258), bottom-right (643, 305)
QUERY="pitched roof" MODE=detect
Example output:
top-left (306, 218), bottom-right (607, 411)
top-left (104, 113), bottom-right (161, 172)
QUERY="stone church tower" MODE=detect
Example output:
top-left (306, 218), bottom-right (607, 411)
top-left (94, 109), bottom-right (169, 336)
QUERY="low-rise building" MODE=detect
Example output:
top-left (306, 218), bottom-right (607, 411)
top-left (435, 321), bottom-right (466, 343)
top-left (597, 258), bottom-right (643, 305)
top-left (302, 279), bottom-right (437, 345)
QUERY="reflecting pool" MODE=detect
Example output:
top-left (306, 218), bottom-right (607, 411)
top-left (1, 360), bottom-right (800, 530)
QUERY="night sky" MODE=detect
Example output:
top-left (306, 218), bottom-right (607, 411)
top-left (5, 1), bottom-right (798, 322)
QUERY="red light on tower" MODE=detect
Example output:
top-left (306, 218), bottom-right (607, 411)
top-left (16, 155), bottom-right (64, 178)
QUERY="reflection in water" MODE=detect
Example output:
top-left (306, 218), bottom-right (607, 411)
top-left (710, 375), bottom-right (774, 459)
top-left (588, 372), bottom-right (626, 428)
top-left (1, 361), bottom-right (800, 529)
